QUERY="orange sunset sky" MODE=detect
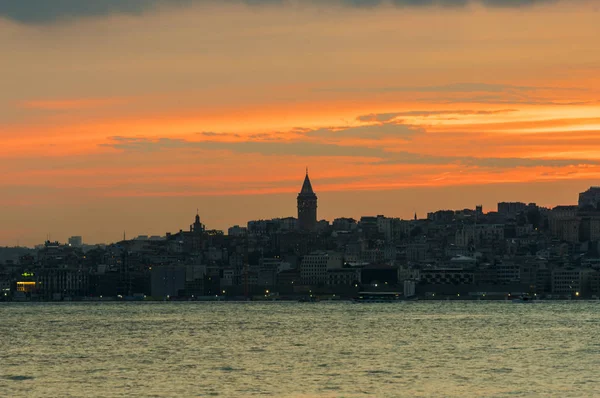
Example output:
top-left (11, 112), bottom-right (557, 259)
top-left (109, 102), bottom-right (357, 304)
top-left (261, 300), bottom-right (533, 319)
top-left (1, 0), bottom-right (600, 246)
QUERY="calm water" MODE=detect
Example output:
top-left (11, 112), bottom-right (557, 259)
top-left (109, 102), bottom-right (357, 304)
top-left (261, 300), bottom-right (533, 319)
top-left (1, 301), bottom-right (599, 397)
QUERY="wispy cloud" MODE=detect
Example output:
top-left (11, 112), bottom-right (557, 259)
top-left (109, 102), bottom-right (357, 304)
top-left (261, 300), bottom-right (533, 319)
top-left (319, 82), bottom-right (585, 94)
top-left (356, 109), bottom-right (518, 122)
top-left (378, 151), bottom-right (600, 168)
top-left (431, 96), bottom-right (596, 106)
top-left (102, 136), bottom-right (388, 158)
top-left (199, 132), bottom-right (241, 139)
top-left (305, 122), bottom-right (420, 140)
top-left (102, 134), bottom-right (600, 169)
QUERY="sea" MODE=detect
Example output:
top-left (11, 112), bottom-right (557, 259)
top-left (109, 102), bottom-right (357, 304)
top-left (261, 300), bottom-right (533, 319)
top-left (1, 301), bottom-right (599, 397)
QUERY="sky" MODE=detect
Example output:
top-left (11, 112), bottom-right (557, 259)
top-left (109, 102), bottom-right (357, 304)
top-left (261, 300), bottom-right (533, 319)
top-left (1, 0), bottom-right (600, 246)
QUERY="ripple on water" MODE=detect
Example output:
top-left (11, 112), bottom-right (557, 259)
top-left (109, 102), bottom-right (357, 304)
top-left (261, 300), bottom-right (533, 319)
top-left (248, 347), bottom-right (267, 352)
top-left (4, 375), bottom-right (35, 381)
top-left (218, 366), bottom-right (243, 372)
top-left (198, 390), bottom-right (220, 397)
top-left (489, 367), bottom-right (513, 373)
top-left (364, 370), bottom-right (393, 375)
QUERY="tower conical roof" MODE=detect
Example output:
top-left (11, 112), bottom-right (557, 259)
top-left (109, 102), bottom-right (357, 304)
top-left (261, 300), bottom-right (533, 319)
top-left (300, 171), bottom-right (315, 196)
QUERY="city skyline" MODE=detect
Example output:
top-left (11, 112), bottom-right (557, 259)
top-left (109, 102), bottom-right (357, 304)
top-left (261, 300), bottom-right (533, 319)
top-left (5, 175), bottom-right (600, 302)
top-left (2, 0), bottom-right (600, 246)
top-left (6, 172), bottom-right (600, 248)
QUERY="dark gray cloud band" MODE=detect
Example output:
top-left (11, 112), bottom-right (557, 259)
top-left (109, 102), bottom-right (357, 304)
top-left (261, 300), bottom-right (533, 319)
top-left (102, 135), bottom-right (600, 169)
top-left (0, 0), bottom-right (572, 24)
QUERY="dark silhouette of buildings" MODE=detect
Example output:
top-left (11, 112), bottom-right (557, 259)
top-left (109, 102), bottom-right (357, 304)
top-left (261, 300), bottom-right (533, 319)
top-left (297, 169), bottom-right (317, 231)
top-left (579, 187), bottom-right (600, 210)
top-left (5, 180), bottom-right (600, 302)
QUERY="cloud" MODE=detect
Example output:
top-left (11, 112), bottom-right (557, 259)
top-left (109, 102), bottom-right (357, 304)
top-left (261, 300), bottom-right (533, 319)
top-left (102, 137), bottom-right (193, 152)
top-left (318, 84), bottom-right (590, 108)
top-left (430, 96), bottom-right (595, 106)
top-left (305, 122), bottom-right (420, 140)
top-left (0, 0), bottom-right (576, 24)
top-left (402, 83), bottom-right (538, 93)
top-left (378, 151), bottom-right (600, 168)
top-left (356, 109), bottom-right (518, 122)
top-left (198, 121), bottom-right (421, 143)
top-left (102, 135), bottom-right (600, 169)
top-left (102, 136), bottom-right (388, 158)
top-left (319, 82), bottom-right (583, 95)
top-left (0, 0), bottom-right (160, 24)
top-left (199, 132), bottom-right (241, 139)
top-left (199, 131), bottom-right (290, 141)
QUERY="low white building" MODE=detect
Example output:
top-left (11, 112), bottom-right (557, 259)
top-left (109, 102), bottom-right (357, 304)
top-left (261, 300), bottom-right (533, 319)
top-left (300, 251), bottom-right (343, 285)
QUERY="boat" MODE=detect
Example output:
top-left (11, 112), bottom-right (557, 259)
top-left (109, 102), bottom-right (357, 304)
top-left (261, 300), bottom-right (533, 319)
top-left (353, 292), bottom-right (403, 303)
top-left (512, 294), bottom-right (535, 303)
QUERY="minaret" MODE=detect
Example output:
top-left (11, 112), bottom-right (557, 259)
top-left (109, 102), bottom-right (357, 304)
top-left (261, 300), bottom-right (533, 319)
top-left (297, 168), bottom-right (318, 231)
top-left (191, 210), bottom-right (204, 233)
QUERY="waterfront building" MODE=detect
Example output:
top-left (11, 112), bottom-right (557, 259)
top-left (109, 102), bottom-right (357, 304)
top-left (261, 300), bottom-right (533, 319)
top-left (257, 257), bottom-right (288, 287)
top-left (551, 268), bottom-right (593, 297)
top-left (361, 264), bottom-right (399, 286)
top-left (276, 269), bottom-right (301, 287)
top-left (300, 251), bottom-right (343, 285)
top-left (420, 268), bottom-right (475, 285)
top-left (151, 265), bottom-right (186, 298)
top-left (36, 268), bottom-right (89, 300)
top-left (326, 268), bottom-right (361, 286)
